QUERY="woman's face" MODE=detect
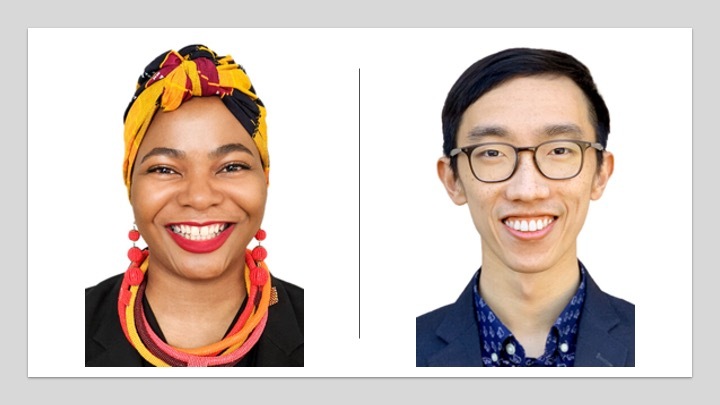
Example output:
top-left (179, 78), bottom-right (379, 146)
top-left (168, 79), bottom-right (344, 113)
top-left (130, 97), bottom-right (267, 281)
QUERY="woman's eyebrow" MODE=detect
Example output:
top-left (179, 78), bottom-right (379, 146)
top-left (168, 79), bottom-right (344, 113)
top-left (139, 143), bottom-right (255, 164)
top-left (139, 147), bottom-right (185, 164)
top-left (210, 143), bottom-right (255, 158)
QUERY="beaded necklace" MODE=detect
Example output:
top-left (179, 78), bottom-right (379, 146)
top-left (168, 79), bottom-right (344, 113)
top-left (117, 249), bottom-right (271, 367)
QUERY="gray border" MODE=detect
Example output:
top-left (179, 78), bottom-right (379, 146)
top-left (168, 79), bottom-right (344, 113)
top-left (17, 1), bottom-right (708, 402)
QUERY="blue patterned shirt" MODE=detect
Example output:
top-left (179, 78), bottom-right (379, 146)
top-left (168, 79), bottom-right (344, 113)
top-left (472, 262), bottom-right (588, 367)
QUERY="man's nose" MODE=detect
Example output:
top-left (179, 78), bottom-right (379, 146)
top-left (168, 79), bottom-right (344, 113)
top-left (503, 151), bottom-right (551, 201)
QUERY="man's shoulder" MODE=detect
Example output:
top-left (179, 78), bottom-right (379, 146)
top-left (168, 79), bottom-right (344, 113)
top-left (417, 303), bottom-right (455, 331)
top-left (584, 271), bottom-right (635, 322)
top-left (579, 270), bottom-right (636, 366)
top-left (416, 275), bottom-right (481, 367)
top-left (417, 274), bottom-right (477, 334)
top-left (598, 289), bottom-right (635, 327)
top-left (416, 303), bottom-right (457, 366)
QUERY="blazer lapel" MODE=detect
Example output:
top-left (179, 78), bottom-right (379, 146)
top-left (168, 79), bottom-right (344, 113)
top-left (427, 278), bottom-right (484, 367)
top-left (574, 274), bottom-right (629, 367)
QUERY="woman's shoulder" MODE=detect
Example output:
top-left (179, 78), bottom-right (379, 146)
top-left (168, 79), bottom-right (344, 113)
top-left (272, 276), bottom-right (303, 295)
top-left (269, 274), bottom-right (303, 328)
top-left (271, 275), bottom-right (303, 316)
top-left (85, 273), bottom-right (124, 325)
top-left (85, 273), bottom-right (124, 298)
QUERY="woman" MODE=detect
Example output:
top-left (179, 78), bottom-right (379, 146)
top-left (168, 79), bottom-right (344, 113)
top-left (85, 44), bottom-right (304, 367)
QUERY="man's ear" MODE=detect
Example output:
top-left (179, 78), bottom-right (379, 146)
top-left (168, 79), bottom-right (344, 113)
top-left (591, 151), bottom-right (614, 200)
top-left (438, 156), bottom-right (468, 206)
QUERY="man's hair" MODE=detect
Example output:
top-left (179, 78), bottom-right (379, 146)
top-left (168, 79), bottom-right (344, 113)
top-left (441, 47), bottom-right (610, 174)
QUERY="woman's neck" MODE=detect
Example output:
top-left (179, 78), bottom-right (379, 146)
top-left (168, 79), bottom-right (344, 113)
top-left (143, 264), bottom-right (248, 349)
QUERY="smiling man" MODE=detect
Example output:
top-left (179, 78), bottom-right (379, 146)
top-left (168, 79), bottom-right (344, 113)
top-left (416, 48), bottom-right (635, 367)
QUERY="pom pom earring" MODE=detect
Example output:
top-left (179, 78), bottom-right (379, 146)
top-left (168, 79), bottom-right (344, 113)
top-left (125, 224), bottom-right (146, 286)
top-left (248, 229), bottom-right (268, 287)
top-left (252, 229), bottom-right (267, 262)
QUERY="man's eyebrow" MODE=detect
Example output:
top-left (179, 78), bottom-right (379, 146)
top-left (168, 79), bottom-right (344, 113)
top-left (466, 124), bottom-right (585, 140)
top-left (466, 125), bottom-right (509, 140)
top-left (139, 147), bottom-right (185, 164)
top-left (209, 143), bottom-right (255, 159)
top-left (544, 123), bottom-right (585, 138)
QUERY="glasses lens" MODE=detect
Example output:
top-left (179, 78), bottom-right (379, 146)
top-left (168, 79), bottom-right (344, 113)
top-left (470, 143), bottom-right (516, 182)
top-left (536, 141), bottom-right (584, 179)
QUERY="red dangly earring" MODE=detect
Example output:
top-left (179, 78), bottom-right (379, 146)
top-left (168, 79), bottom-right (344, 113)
top-left (248, 229), bottom-right (268, 287)
top-left (252, 229), bottom-right (267, 263)
top-left (125, 224), bottom-right (146, 286)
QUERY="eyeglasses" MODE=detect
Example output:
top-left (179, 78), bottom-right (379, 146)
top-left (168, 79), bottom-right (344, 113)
top-left (450, 139), bottom-right (604, 183)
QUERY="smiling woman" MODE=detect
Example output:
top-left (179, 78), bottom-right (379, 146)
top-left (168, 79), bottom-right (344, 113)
top-left (84, 44), bottom-right (303, 367)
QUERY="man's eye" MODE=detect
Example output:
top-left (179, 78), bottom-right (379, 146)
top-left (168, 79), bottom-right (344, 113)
top-left (550, 147), bottom-right (572, 155)
top-left (480, 149), bottom-right (503, 158)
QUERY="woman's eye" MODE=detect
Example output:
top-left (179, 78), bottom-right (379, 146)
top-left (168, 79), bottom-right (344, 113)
top-left (148, 166), bottom-right (177, 175)
top-left (221, 163), bottom-right (251, 173)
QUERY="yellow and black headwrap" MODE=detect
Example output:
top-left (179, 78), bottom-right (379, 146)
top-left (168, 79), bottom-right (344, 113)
top-left (122, 44), bottom-right (268, 197)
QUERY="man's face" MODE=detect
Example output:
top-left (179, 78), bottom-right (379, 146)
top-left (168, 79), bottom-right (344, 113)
top-left (438, 75), bottom-right (613, 274)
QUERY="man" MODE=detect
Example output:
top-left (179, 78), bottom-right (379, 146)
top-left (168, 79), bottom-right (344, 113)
top-left (416, 48), bottom-right (634, 367)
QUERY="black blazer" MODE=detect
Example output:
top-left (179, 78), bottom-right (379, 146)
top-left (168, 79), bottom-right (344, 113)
top-left (416, 269), bottom-right (634, 367)
top-left (86, 273), bottom-right (303, 367)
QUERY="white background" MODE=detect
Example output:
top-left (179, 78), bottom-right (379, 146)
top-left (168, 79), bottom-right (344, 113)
top-left (28, 28), bottom-right (691, 377)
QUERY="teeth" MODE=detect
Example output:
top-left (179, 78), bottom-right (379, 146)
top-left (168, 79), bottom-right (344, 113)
top-left (504, 217), bottom-right (554, 233)
top-left (170, 224), bottom-right (228, 241)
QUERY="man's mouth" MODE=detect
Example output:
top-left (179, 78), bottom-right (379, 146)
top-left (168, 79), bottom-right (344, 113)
top-left (168, 223), bottom-right (230, 241)
top-left (503, 216), bottom-right (556, 232)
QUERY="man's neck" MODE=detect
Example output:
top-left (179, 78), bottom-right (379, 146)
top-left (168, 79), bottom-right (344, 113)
top-left (478, 253), bottom-right (580, 356)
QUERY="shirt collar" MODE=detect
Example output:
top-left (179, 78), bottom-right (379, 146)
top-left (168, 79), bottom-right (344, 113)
top-left (472, 261), bottom-right (588, 366)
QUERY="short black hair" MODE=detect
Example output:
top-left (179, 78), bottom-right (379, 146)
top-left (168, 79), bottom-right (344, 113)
top-left (442, 47), bottom-right (610, 173)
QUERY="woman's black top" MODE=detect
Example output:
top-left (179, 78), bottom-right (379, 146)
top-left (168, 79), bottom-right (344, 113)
top-left (85, 273), bottom-right (303, 367)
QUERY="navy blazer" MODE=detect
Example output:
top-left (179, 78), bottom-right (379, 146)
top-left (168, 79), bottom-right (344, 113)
top-left (416, 269), bottom-right (634, 367)
top-left (86, 273), bottom-right (304, 367)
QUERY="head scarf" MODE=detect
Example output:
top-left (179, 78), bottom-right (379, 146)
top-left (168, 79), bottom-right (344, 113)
top-left (122, 44), bottom-right (268, 197)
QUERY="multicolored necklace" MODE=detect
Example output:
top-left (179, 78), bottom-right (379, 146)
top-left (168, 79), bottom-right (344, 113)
top-left (117, 249), bottom-right (271, 367)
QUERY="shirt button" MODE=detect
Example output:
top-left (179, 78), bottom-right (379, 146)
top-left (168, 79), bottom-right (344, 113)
top-left (560, 342), bottom-right (569, 353)
top-left (491, 353), bottom-right (499, 362)
top-left (505, 343), bottom-right (516, 355)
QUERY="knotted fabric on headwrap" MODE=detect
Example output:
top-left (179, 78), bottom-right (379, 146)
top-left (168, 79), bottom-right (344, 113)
top-left (122, 44), bottom-right (268, 197)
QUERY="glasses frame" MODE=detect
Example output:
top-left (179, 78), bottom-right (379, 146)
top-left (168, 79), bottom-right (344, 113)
top-left (449, 139), bottom-right (605, 183)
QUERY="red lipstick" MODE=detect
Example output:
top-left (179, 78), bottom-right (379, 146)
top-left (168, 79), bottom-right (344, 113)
top-left (166, 223), bottom-right (235, 254)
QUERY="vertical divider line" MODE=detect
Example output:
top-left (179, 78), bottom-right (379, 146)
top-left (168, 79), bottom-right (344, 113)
top-left (358, 68), bottom-right (361, 340)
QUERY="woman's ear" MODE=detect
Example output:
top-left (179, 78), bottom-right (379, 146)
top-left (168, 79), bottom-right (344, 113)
top-left (591, 151), bottom-right (614, 200)
top-left (438, 157), bottom-right (468, 206)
